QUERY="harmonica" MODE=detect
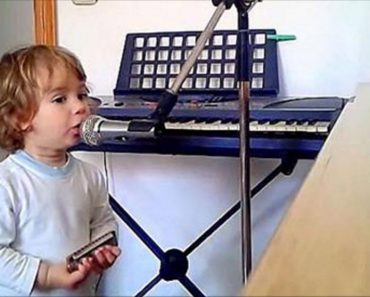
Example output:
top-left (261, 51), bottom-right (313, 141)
top-left (66, 231), bottom-right (117, 272)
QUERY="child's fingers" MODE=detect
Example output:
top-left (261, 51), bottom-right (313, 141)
top-left (75, 263), bottom-right (88, 277)
top-left (102, 245), bottom-right (121, 257)
top-left (100, 249), bottom-right (116, 265)
top-left (80, 257), bottom-right (94, 272)
top-left (90, 261), bottom-right (104, 274)
top-left (68, 268), bottom-right (86, 289)
top-left (83, 256), bottom-right (104, 275)
top-left (93, 247), bottom-right (119, 269)
top-left (68, 260), bottom-right (92, 287)
top-left (94, 248), bottom-right (109, 267)
top-left (111, 246), bottom-right (121, 257)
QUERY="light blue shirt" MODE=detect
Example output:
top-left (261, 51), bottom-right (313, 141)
top-left (0, 150), bottom-right (117, 296)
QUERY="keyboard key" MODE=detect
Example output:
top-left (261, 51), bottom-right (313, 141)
top-left (314, 121), bottom-right (330, 133)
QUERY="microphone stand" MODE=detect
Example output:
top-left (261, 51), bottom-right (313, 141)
top-left (237, 6), bottom-right (252, 282)
top-left (147, 0), bottom-right (258, 282)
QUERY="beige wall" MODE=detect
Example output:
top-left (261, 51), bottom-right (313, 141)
top-left (0, 0), bottom-right (32, 160)
top-left (0, 0), bottom-right (33, 56)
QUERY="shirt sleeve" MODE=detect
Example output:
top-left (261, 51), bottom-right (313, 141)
top-left (0, 184), bottom-right (41, 295)
top-left (89, 170), bottom-right (118, 241)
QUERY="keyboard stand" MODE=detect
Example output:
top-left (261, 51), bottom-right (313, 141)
top-left (108, 155), bottom-right (296, 296)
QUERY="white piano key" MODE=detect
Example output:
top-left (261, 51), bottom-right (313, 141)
top-left (165, 120), bottom-right (192, 130)
top-left (285, 121), bottom-right (298, 132)
top-left (266, 121), bottom-right (286, 132)
top-left (192, 121), bottom-right (215, 131)
top-left (182, 120), bottom-right (196, 130)
top-left (196, 121), bottom-right (211, 131)
top-left (164, 121), bottom-right (181, 130)
top-left (207, 120), bottom-right (224, 131)
top-left (305, 123), bottom-right (317, 133)
top-left (220, 121), bottom-right (233, 131)
top-left (296, 121), bottom-right (309, 132)
top-left (249, 121), bottom-right (258, 132)
top-left (229, 122), bottom-right (240, 131)
top-left (189, 121), bottom-right (204, 130)
top-left (256, 121), bottom-right (270, 131)
top-left (314, 121), bottom-right (330, 133)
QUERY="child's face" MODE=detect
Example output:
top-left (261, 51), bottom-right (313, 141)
top-left (22, 63), bottom-right (90, 153)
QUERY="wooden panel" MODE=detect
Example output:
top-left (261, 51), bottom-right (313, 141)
top-left (33, 0), bottom-right (57, 45)
top-left (242, 83), bottom-right (370, 296)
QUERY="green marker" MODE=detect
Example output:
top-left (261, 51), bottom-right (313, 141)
top-left (267, 34), bottom-right (296, 41)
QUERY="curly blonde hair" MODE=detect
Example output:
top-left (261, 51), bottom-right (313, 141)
top-left (0, 45), bottom-right (87, 152)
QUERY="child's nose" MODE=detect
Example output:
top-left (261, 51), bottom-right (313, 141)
top-left (73, 98), bottom-right (89, 115)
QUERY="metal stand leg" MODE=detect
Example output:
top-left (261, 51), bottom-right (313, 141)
top-left (136, 275), bottom-right (162, 297)
top-left (109, 196), bottom-right (205, 296)
top-left (109, 197), bottom-right (165, 261)
top-left (183, 160), bottom-right (290, 255)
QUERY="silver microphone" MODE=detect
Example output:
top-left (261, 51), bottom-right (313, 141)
top-left (80, 115), bottom-right (156, 146)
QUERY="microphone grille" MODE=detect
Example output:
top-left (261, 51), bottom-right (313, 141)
top-left (80, 115), bottom-right (103, 146)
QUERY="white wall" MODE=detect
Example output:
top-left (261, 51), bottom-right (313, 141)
top-left (58, 1), bottom-right (369, 296)
top-left (57, 0), bottom-right (370, 97)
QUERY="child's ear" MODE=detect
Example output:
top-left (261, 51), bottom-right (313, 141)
top-left (10, 115), bottom-right (32, 133)
top-left (19, 120), bottom-right (32, 132)
top-left (20, 123), bottom-right (32, 132)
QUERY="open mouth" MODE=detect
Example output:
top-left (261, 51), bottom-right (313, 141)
top-left (71, 123), bottom-right (81, 135)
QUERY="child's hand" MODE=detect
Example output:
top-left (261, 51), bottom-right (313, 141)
top-left (35, 245), bottom-right (120, 291)
top-left (88, 245), bottom-right (121, 274)
top-left (36, 260), bottom-right (94, 291)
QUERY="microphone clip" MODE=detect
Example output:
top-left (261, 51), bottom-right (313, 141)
top-left (128, 118), bottom-right (163, 137)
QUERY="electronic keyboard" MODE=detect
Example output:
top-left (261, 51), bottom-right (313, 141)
top-left (73, 95), bottom-right (347, 159)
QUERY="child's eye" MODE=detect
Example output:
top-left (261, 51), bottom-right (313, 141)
top-left (78, 93), bottom-right (88, 101)
top-left (52, 96), bottom-right (67, 104)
